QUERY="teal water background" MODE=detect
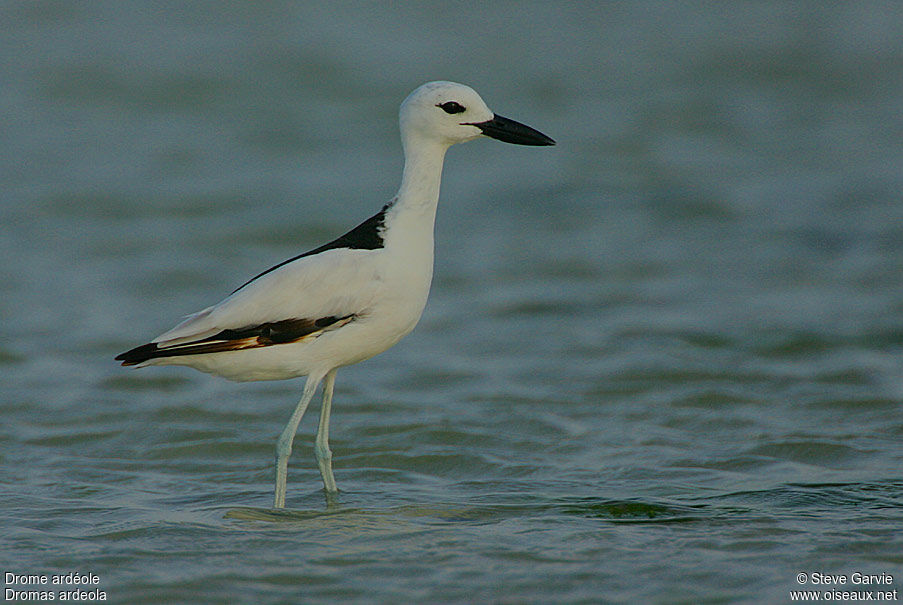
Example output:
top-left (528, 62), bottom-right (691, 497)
top-left (2, 2), bottom-right (902, 603)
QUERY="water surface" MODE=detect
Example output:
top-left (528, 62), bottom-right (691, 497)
top-left (2, 2), bottom-right (902, 603)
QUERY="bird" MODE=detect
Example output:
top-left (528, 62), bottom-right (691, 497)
top-left (116, 81), bottom-right (555, 508)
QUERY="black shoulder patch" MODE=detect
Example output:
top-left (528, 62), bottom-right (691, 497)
top-left (233, 203), bottom-right (390, 293)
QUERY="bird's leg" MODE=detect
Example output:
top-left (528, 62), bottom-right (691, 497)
top-left (273, 374), bottom-right (322, 508)
top-left (315, 368), bottom-right (339, 493)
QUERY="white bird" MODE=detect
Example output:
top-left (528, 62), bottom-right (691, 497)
top-left (116, 81), bottom-right (555, 508)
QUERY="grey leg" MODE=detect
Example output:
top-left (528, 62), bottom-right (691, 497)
top-left (314, 368), bottom-right (339, 493)
top-left (273, 374), bottom-right (322, 508)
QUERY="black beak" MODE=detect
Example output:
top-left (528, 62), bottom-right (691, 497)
top-left (467, 114), bottom-right (556, 146)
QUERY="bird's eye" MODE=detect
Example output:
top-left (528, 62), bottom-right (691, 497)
top-left (437, 101), bottom-right (466, 114)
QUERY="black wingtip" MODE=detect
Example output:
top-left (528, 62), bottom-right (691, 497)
top-left (115, 343), bottom-right (160, 366)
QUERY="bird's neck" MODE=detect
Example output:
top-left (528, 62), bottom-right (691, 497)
top-left (383, 136), bottom-right (449, 246)
top-left (395, 137), bottom-right (449, 214)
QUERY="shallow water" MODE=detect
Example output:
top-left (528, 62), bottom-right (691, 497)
top-left (2, 2), bottom-right (902, 603)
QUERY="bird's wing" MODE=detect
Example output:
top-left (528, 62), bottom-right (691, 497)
top-left (154, 247), bottom-right (383, 347)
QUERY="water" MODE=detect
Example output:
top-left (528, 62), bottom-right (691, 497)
top-left (2, 2), bottom-right (902, 603)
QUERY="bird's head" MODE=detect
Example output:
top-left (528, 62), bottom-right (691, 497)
top-left (399, 81), bottom-right (555, 148)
